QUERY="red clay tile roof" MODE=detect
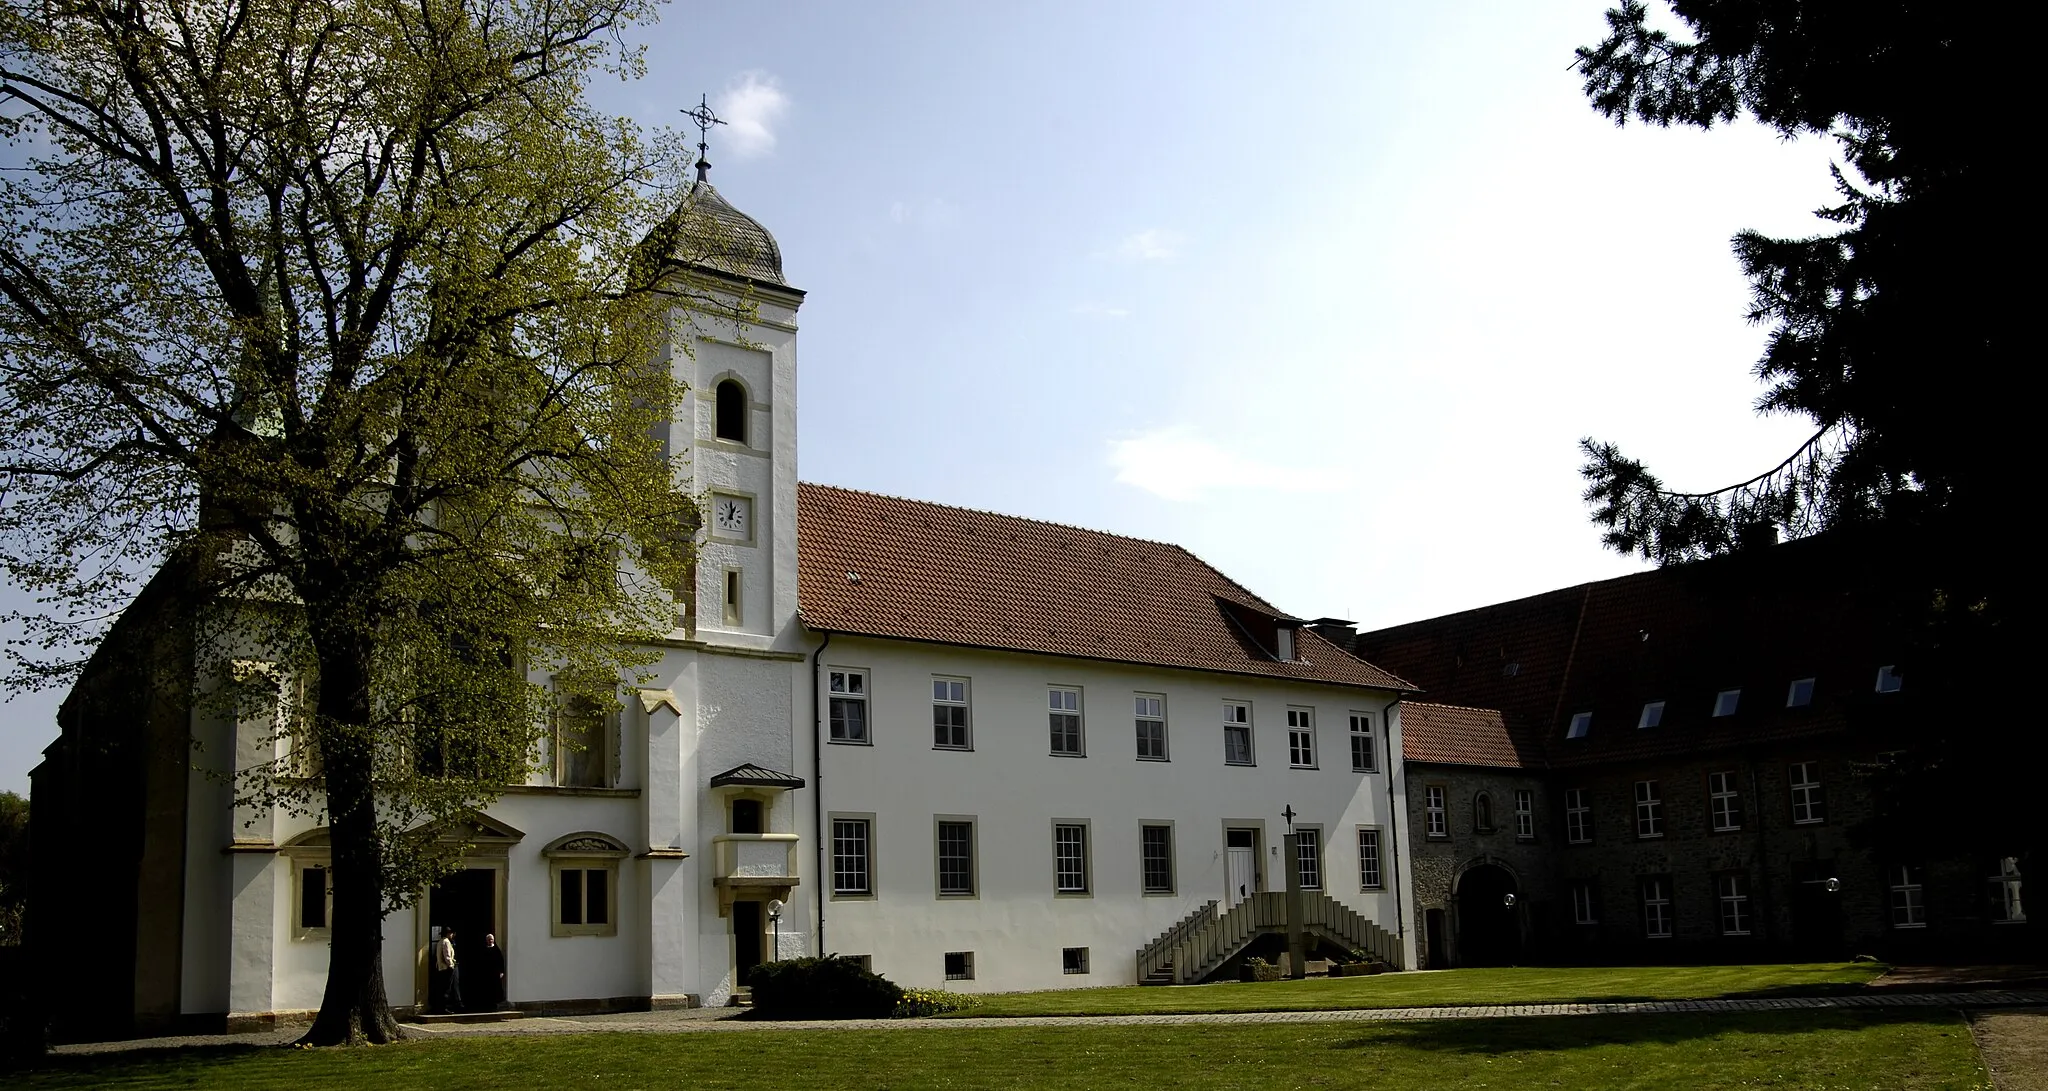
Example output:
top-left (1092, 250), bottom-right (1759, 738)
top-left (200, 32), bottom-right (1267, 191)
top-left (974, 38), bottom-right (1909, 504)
top-left (1399, 702), bottom-right (1540, 768)
top-left (1358, 535), bottom-right (1911, 770)
top-left (797, 483), bottom-right (1413, 691)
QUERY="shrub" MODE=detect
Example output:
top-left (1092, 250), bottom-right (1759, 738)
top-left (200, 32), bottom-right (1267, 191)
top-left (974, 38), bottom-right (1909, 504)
top-left (748, 955), bottom-right (902, 1019)
top-left (893, 988), bottom-right (981, 1018)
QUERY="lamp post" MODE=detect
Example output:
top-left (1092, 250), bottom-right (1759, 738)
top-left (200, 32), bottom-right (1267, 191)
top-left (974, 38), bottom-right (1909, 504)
top-left (1282, 804), bottom-right (1305, 980)
top-left (767, 898), bottom-right (783, 962)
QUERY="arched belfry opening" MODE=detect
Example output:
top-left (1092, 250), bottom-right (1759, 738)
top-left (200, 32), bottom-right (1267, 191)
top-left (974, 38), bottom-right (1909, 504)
top-left (715, 379), bottom-right (747, 443)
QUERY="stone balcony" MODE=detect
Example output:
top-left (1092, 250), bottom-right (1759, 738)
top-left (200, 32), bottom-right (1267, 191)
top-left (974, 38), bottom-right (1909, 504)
top-left (710, 833), bottom-right (799, 915)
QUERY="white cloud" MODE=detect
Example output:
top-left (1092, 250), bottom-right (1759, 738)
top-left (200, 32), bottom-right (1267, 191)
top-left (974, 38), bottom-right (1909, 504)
top-left (1107, 426), bottom-right (1349, 502)
top-left (715, 71), bottom-right (789, 160)
top-left (1096, 228), bottom-right (1185, 262)
top-left (1071, 302), bottom-right (1130, 318)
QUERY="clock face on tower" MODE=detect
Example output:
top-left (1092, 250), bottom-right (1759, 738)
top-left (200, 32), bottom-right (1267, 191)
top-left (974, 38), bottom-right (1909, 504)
top-left (712, 494), bottom-right (751, 538)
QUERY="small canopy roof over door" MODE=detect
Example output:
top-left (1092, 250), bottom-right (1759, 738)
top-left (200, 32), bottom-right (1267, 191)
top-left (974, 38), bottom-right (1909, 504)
top-left (707, 762), bottom-right (806, 790)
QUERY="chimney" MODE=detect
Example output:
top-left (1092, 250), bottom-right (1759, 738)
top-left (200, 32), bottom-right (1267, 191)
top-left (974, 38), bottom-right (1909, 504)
top-left (1308, 617), bottom-right (1357, 649)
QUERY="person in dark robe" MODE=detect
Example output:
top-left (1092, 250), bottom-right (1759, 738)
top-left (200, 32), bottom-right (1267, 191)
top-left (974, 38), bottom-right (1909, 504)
top-left (475, 933), bottom-right (508, 1011)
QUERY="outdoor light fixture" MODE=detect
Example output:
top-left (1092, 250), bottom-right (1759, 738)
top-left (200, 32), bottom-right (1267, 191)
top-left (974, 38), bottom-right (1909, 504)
top-left (1503, 893), bottom-right (1517, 908)
top-left (767, 898), bottom-right (784, 958)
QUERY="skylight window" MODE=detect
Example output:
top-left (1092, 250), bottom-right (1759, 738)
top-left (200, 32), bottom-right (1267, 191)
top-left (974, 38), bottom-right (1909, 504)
top-left (1566, 712), bottom-right (1592, 739)
top-left (1786, 678), bottom-right (1815, 708)
top-left (1638, 701), bottom-right (1665, 729)
top-left (1875, 665), bottom-right (1902, 694)
top-left (1713, 690), bottom-right (1741, 718)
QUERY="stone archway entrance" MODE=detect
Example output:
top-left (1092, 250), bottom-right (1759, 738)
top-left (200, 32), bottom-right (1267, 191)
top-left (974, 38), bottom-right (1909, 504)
top-left (1455, 864), bottom-right (1521, 966)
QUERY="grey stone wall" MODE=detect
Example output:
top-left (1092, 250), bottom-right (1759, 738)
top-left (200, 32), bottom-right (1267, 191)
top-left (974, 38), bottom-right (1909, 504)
top-left (1404, 764), bottom-right (1556, 968)
top-left (1409, 744), bottom-right (2040, 966)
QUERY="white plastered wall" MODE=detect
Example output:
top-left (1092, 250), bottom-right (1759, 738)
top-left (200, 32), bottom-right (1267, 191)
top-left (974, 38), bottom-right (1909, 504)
top-left (805, 636), bottom-right (1415, 992)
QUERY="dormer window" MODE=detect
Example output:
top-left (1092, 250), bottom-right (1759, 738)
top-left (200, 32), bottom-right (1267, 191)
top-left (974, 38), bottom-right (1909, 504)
top-left (1786, 678), bottom-right (1815, 708)
top-left (715, 378), bottom-right (747, 443)
top-left (1275, 626), bottom-right (1295, 661)
top-left (1566, 712), bottom-right (1592, 739)
top-left (1638, 701), bottom-right (1665, 729)
top-left (1876, 665), bottom-right (1902, 694)
top-left (1713, 689), bottom-right (1741, 718)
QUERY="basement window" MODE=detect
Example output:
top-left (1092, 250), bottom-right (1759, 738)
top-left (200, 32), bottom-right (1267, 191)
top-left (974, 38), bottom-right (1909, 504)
top-left (1062, 947), bottom-right (1090, 975)
top-left (944, 951), bottom-right (975, 981)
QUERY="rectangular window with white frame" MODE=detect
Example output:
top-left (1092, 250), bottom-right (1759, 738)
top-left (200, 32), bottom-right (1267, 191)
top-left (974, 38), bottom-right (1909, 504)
top-left (1789, 761), bottom-right (1826, 824)
top-left (1709, 771), bottom-right (1744, 831)
top-left (1049, 686), bottom-right (1085, 756)
top-left (1348, 712), bottom-right (1377, 772)
top-left (932, 677), bottom-right (971, 750)
top-left (1514, 789), bottom-right (1535, 840)
top-left (1287, 707), bottom-right (1316, 768)
top-left (1424, 785), bottom-right (1447, 838)
top-left (1572, 881), bottom-right (1599, 925)
top-left (1356, 827), bottom-right (1383, 890)
top-left (1135, 694), bottom-right (1168, 760)
top-left (828, 669), bottom-right (870, 745)
top-left (831, 815), bottom-right (874, 898)
top-left (1718, 873), bottom-right (1752, 936)
top-left (1635, 780), bottom-right (1663, 838)
top-left (1295, 828), bottom-right (1323, 891)
top-left (936, 817), bottom-right (977, 897)
top-left (1223, 701), bottom-right (1254, 766)
top-left (1890, 864), bottom-right (1925, 928)
top-left (1140, 823), bottom-right (1175, 894)
top-left (1565, 788), bottom-right (1592, 844)
top-left (1053, 821), bottom-right (1090, 895)
top-left (1641, 876), bottom-right (1674, 938)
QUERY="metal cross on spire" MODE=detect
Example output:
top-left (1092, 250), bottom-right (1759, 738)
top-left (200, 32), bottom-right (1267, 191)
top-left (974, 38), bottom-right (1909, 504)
top-left (683, 93), bottom-right (725, 183)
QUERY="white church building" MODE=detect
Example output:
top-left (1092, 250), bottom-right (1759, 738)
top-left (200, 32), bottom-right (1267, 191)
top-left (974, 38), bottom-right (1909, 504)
top-left (29, 175), bottom-right (1418, 1036)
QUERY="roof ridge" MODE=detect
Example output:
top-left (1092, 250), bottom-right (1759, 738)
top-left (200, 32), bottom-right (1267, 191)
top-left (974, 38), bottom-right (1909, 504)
top-left (798, 481), bottom-right (1194, 553)
top-left (1401, 700), bottom-right (1508, 716)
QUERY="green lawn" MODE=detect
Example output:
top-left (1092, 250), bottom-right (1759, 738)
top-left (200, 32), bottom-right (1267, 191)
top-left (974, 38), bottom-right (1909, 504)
top-left (960, 962), bottom-right (1888, 1017)
top-left (19, 1010), bottom-right (1986, 1090)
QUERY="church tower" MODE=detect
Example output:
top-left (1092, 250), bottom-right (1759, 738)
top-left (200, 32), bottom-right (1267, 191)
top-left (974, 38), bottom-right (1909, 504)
top-left (646, 155), bottom-right (805, 654)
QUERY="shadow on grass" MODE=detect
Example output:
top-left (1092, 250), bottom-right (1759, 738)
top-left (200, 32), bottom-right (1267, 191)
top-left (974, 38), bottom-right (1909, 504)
top-left (1527, 980), bottom-right (1876, 1007)
top-left (1325, 1007), bottom-right (1961, 1055)
top-left (13, 1042), bottom-right (279, 1087)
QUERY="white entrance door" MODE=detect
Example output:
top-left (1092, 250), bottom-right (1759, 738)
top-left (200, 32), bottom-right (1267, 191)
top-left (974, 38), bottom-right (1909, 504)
top-left (1225, 828), bottom-right (1259, 909)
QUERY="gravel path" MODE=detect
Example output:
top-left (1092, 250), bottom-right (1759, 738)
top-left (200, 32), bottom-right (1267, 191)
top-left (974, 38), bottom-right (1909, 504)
top-left (1972, 1007), bottom-right (2048, 1091)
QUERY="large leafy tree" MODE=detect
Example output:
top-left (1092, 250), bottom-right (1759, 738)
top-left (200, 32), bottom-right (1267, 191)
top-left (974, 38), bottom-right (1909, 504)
top-left (0, 0), bottom-right (717, 1044)
top-left (1573, 3), bottom-right (2033, 855)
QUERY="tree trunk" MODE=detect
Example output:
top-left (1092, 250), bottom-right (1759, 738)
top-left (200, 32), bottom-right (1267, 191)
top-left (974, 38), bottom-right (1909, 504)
top-left (300, 630), bottom-right (403, 1045)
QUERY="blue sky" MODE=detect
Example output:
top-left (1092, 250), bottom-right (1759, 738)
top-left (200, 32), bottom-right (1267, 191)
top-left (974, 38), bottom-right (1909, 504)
top-left (0, 2), bottom-right (1843, 791)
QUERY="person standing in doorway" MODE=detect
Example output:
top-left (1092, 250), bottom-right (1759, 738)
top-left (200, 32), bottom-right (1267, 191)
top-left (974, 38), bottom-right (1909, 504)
top-left (434, 926), bottom-right (464, 1013)
top-left (476, 933), bottom-right (507, 1011)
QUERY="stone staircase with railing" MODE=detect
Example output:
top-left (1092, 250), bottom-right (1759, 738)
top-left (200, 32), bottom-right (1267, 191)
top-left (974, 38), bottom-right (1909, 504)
top-left (1135, 892), bottom-right (1402, 985)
